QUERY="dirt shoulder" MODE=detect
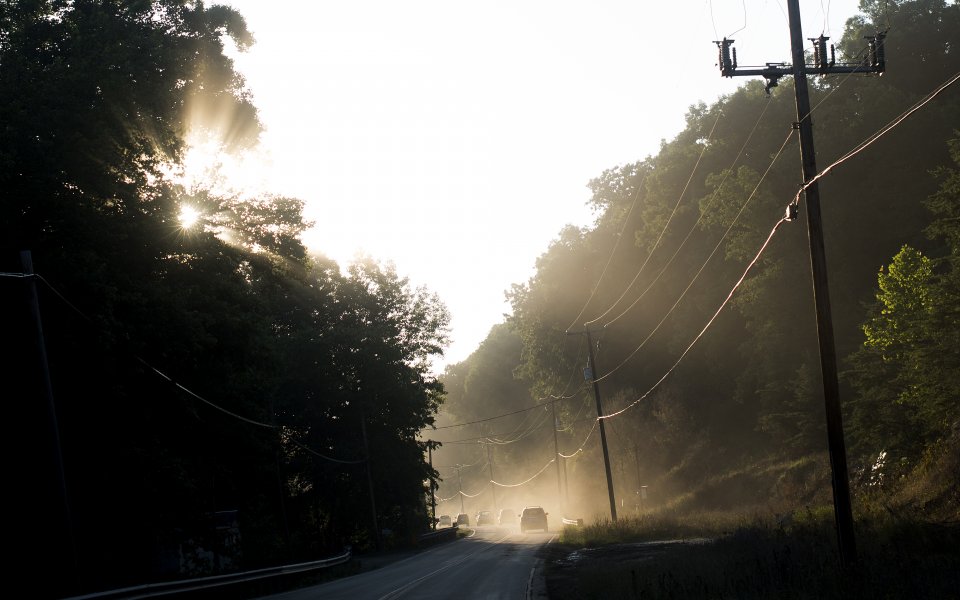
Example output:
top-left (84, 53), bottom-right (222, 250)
top-left (540, 538), bottom-right (712, 600)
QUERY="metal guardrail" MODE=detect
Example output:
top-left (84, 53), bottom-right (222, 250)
top-left (417, 524), bottom-right (459, 545)
top-left (561, 517), bottom-right (584, 527)
top-left (63, 548), bottom-right (352, 600)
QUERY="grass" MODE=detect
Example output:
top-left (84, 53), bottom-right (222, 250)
top-left (547, 508), bottom-right (959, 599)
top-left (546, 438), bottom-right (960, 600)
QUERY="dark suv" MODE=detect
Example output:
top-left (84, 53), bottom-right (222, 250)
top-left (519, 506), bottom-right (548, 533)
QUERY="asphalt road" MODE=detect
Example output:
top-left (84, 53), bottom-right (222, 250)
top-left (257, 526), bottom-right (555, 600)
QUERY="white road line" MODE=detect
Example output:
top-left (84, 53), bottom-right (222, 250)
top-left (376, 532), bottom-right (511, 600)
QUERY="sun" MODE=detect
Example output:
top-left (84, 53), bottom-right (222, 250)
top-left (179, 205), bottom-right (201, 229)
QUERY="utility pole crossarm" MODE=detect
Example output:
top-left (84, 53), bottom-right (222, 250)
top-left (715, 32), bottom-right (886, 93)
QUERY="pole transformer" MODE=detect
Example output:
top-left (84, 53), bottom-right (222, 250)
top-left (712, 0), bottom-right (884, 568)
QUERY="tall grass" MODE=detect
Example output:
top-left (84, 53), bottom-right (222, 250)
top-left (548, 507), bottom-right (959, 599)
top-left (549, 437), bottom-right (959, 600)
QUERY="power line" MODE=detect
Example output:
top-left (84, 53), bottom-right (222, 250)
top-left (600, 97), bottom-right (778, 330)
top-left (483, 407), bottom-right (552, 445)
top-left (596, 127), bottom-right (796, 383)
top-left (558, 419), bottom-right (599, 459)
top-left (588, 66), bottom-right (960, 422)
top-left (581, 109), bottom-right (725, 329)
top-left (430, 400), bottom-right (555, 430)
top-left (28, 272), bottom-right (366, 466)
top-left (601, 213), bottom-right (790, 420)
top-left (796, 70), bottom-right (960, 200)
top-left (564, 165), bottom-right (650, 332)
top-left (490, 458), bottom-right (557, 488)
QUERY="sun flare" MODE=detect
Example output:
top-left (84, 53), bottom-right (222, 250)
top-left (179, 205), bottom-right (201, 229)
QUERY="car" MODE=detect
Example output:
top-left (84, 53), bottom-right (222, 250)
top-left (519, 506), bottom-right (548, 533)
top-left (455, 513), bottom-right (470, 526)
top-left (498, 508), bottom-right (517, 526)
top-left (475, 510), bottom-right (495, 526)
top-left (438, 515), bottom-right (452, 527)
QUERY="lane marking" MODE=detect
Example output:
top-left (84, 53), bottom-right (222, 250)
top-left (376, 532), bottom-right (511, 600)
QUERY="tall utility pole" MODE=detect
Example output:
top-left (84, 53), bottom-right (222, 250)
top-left (456, 465), bottom-right (465, 514)
top-left (713, 0), bottom-right (884, 568)
top-left (427, 441), bottom-right (437, 530)
top-left (360, 414), bottom-right (382, 551)
top-left (551, 400), bottom-right (563, 514)
top-left (487, 444), bottom-right (497, 512)
top-left (22, 251), bottom-right (77, 589)
top-left (568, 329), bottom-right (617, 522)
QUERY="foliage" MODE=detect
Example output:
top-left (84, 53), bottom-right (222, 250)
top-left (1, 2), bottom-right (449, 597)
top-left (437, 0), bottom-right (959, 529)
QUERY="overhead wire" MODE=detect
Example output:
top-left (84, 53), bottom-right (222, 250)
top-left (601, 96), bottom-right (776, 330)
top-left (595, 126), bottom-right (795, 383)
top-left (580, 110), bottom-right (724, 329)
top-left (601, 214), bottom-right (790, 420)
top-left (596, 68), bottom-right (960, 419)
top-left (490, 458), bottom-right (556, 488)
top-left (726, 0), bottom-right (748, 38)
top-left (430, 402), bottom-right (552, 430)
top-left (534, 332), bottom-right (589, 402)
top-left (564, 167), bottom-right (650, 332)
top-left (800, 70), bottom-right (960, 196)
top-left (558, 419), bottom-right (599, 459)
top-left (556, 396), bottom-right (591, 432)
top-left (484, 403), bottom-right (542, 441)
top-left (25, 272), bottom-right (367, 465)
top-left (483, 406), bottom-right (553, 445)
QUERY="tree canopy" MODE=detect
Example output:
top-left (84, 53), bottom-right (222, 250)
top-left (434, 0), bottom-right (960, 524)
top-left (2, 2), bottom-right (449, 597)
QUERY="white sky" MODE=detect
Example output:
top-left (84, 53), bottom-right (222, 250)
top-left (212, 0), bottom-right (862, 373)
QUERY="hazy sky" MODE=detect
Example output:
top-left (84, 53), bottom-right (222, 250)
top-left (208, 0), bottom-right (862, 373)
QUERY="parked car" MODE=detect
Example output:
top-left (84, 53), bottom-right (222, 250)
top-left (475, 510), bottom-right (495, 526)
top-left (498, 508), bottom-right (517, 526)
top-left (520, 506), bottom-right (548, 533)
top-left (438, 515), bottom-right (452, 527)
top-left (456, 513), bottom-right (470, 526)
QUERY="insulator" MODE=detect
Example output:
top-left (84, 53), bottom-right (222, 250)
top-left (785, 203), bottom-right (799, 221)
top-left (816, 36), bottom-right (830, 70)
top-left (715, 38), bottom-right (736, 76)
top-left (873, 33), bottom-right (887, 72)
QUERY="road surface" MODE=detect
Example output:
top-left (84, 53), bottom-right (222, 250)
top-left (257, 526), bottom-right (555, 600)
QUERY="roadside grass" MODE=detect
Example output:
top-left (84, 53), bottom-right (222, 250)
top-left (548, 439), bottom-right (959, 599)
top-left (548, 508), bottom-right (959, 599)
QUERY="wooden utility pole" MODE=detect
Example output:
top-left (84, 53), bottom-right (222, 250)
top-left (570, 329), bottom-right (617, 522)
top-left (428, 442), bottom-right (437, 530)
top-left (713, 0), bottom-right (885, 568)
top-left (551, 400), bottom-right (563, 514)
top-left (456, 465), bottom-right (465, 514)
top-left (360, 414), bottom-right (382, 551)
top-left (21, 251), bottom-right (77, 588)
top-left (487, 444), bottom-right (497, 512)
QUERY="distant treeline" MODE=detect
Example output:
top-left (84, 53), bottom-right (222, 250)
top-left (436, 0), bottom-right (959, 521)
top-left (2, 2), bottom-right (449, 598)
